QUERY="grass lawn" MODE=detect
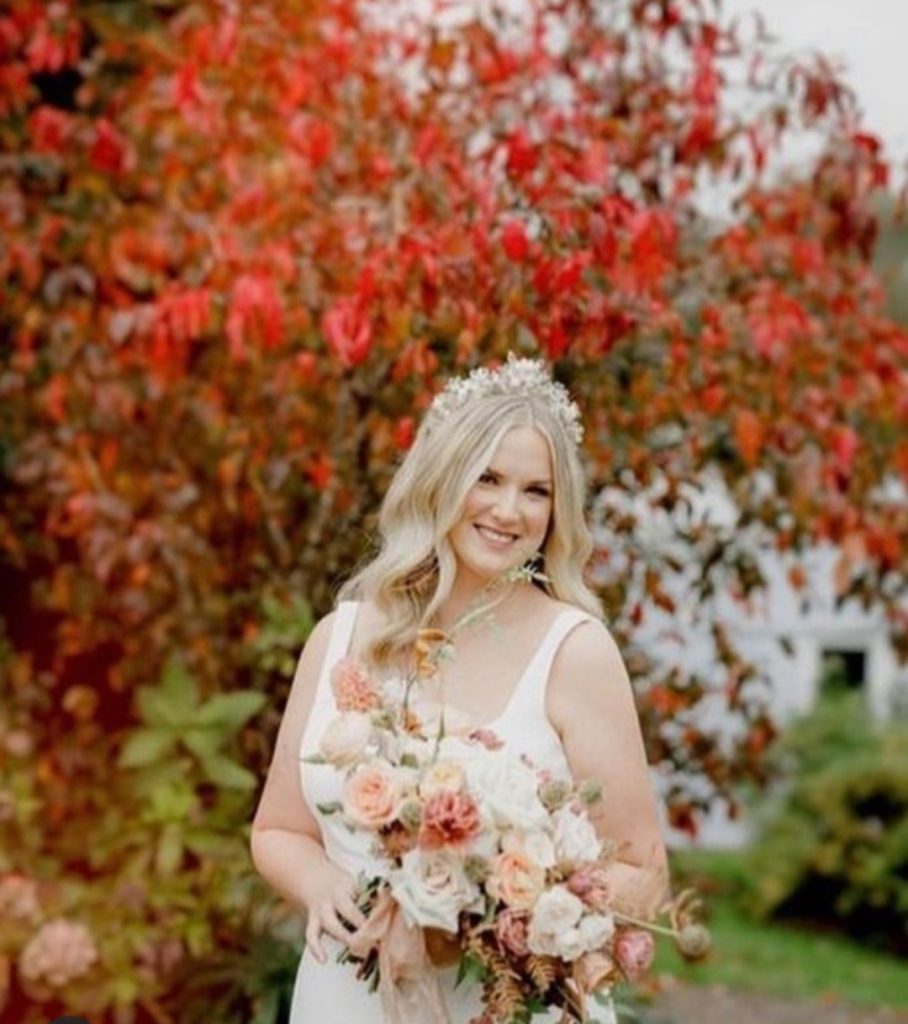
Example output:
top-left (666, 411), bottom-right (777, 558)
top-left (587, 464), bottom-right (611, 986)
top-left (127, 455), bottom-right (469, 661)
top-left (653, 849), bottom-right (908, 1011)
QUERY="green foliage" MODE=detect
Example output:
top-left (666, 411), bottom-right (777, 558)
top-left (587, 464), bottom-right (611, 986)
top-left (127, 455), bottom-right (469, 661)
top-left (659, 850), bottom-right (908, 1010)
top-left (742, 692), bottom-right (908, 954)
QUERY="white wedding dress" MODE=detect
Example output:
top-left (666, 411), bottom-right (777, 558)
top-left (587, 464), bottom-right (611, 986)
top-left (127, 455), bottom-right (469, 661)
top-left (290, 600), bottom-right (618, 1024)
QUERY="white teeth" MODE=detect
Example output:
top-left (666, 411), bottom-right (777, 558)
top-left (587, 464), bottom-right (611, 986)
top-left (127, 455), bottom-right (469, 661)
top-left (477, 526), bottom-right (516, 544)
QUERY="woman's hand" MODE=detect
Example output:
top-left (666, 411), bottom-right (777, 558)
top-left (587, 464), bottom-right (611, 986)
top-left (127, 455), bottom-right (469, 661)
top-left (301, 858), bottom-right (369, 964)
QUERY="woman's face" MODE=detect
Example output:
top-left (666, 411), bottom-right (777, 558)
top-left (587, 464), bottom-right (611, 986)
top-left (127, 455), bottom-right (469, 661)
top-left (448, 426), bottom-right (554, 587)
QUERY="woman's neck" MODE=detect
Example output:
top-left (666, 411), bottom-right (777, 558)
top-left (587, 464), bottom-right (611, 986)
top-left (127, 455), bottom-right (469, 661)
top-left (433, 575), bottom-right (534, 633)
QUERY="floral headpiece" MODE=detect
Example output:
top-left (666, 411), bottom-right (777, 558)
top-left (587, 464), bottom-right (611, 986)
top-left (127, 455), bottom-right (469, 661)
top-left (425, 353), bottom-right (584, 445)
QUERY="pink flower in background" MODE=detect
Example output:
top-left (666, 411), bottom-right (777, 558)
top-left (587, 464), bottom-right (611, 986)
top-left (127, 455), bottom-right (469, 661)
top-left (331, 657), bottom-right (381, 712)
top-left (19, 918), bottom-right (98, 988)
top-left (419, 790), bottom-right (482, 850)
top-left (613, 928), bottom-right (655, 981)
top-left (0, 874), bottom-right (40, 923)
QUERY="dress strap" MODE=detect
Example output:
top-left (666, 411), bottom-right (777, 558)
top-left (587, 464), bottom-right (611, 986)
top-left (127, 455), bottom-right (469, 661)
top-left (507, 608), bottom-right (596, 722)
top-left (323, 600), bottom-right (360, 671)
top-left (298, 601), bottom-right (361, 759)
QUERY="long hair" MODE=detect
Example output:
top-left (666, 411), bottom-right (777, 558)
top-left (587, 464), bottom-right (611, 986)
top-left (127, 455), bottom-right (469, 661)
top-left (337, 390), bottom-right (602, 671)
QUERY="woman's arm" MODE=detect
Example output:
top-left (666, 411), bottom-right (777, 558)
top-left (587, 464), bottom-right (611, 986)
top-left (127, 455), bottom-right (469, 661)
top-left (250, 610), bottom-right (366, 961)
top-left (548, 618), bottom-right (670, 921)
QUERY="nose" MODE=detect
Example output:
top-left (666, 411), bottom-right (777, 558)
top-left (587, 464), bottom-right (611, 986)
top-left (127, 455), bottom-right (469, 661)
top-left (490, 486), bottom-right (520, 522)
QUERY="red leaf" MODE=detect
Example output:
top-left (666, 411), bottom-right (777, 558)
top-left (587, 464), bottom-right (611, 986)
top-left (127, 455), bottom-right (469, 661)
top-left (734, 409), bottom-right (764, 466)
top-left (322, 298), bottom-right (371, 368)
top-left (89, 119), bottom-right (126, 175)
top-left (501, 219), bottom-right (529, 262)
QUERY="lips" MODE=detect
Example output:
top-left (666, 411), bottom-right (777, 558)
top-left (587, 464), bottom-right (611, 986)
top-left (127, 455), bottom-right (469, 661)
top-left (474, 524), bottom-right (519, 547)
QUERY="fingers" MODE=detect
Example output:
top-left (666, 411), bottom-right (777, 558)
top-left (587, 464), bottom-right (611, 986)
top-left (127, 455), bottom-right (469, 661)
top-left (338, 894), bottom-right (367, 931)
top-left (319, 906), bottom-right (354, 945)
top-left (305, 914), bottom-right (326, 964)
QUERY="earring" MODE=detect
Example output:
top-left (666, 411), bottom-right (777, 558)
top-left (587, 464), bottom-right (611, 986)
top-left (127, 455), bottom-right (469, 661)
top-left (523, 550), bottom-right (544, 575)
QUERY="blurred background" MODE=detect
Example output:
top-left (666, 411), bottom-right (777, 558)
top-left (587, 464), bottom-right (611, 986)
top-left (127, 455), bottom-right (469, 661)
top-left (0, 0), bottom-right (906, 1022)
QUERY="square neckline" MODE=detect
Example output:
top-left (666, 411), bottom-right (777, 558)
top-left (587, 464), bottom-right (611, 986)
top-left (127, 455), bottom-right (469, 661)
top-left (344, 599), bottom-right (582, 732)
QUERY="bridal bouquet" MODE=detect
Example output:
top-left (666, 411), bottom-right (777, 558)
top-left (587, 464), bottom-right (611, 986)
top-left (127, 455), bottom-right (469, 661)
top-left (305, 614), bottom-right (709, 1024)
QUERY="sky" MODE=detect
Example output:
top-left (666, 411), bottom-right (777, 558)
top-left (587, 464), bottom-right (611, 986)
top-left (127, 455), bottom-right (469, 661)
top-left (720, 0), bottom-right (908, 168)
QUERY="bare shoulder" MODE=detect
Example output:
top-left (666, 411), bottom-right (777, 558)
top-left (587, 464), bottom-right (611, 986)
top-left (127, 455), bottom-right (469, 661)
top-left (547, 614), bottom-right (630, 731)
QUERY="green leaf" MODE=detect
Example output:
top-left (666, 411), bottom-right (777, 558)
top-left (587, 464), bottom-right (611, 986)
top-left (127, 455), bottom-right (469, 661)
top-left (156, 821), bottom-right (184, 876)
top-left (183, 728), bottom-right (222, 761)
top-left (161, 656), bottom-right (200, 714)
top-left (195, 691), bottom-right (266, 730)
top-left (119, 727), bottom-right (177, 767)
top-left (198, 754), bottom-right (258, 791)
top-left (316, 801), bottom-right (343, 815)
top-left (136, 686), bottom-right (186, 728)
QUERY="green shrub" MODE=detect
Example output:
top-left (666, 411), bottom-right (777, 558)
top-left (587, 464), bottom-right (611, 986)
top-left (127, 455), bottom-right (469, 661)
top-left (743, 691), bottom-right (908, 954)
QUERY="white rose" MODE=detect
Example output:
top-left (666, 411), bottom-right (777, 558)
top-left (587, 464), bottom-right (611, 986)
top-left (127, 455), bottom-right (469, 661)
top-left (527, 885), bottom-right (585, 957)
top-left (552, 806), bottom-right (602, 863)
top-left (318, 712), bottom-right (373, 765)
top-left (578, 912), bottom-right (615, 953)
top-left (459, 747), bottom-right (549, 832)
top-left (389, 849), bottom-right (481, 934)
top-left (501, 829), bottom-right (556, 869)
top-left (554, 926), bottom-right (587, 962)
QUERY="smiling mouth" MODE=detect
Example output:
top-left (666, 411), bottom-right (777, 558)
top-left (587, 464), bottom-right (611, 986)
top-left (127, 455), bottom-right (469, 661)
top-left (475, 524), bottom-right (519, 546)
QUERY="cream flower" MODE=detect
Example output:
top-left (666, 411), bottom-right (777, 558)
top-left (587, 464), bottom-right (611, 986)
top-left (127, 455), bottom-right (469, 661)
top-left (389, 849), bottom-right (480, 933)
top-left (527, 886), bottom-right (585, 957)
top-left (318, 712), bottom-right (373, 766)
top-left (552, 806), bottom-right (602, 863)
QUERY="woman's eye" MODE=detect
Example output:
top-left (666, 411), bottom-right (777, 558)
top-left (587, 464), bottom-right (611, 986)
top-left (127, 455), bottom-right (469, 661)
top-left (530, 487), bottom-right (551, 498)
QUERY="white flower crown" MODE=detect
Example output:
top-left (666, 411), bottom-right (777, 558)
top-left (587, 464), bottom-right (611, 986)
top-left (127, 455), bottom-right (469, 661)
top-left (425, 352), bottom-right (584, 445)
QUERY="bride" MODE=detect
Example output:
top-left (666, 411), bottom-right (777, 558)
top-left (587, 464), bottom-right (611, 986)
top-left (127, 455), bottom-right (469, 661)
top-left (250, 355), bottom-right (669, 1022)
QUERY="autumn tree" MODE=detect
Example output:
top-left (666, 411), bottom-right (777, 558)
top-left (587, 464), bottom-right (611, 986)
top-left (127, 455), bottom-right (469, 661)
top-left (0, 0), bottom-right (906, 1018)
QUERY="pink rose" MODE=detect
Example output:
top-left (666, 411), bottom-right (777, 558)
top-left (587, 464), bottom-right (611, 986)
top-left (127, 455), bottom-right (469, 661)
top-left (613, 927), bottom-right (655, 981)
top-left (419, 790), bottom-right (482, 850)
top-left (495, 908), bottom-right (530, 957)
top-left (566, 863), bottom-right (612, 912)
top-left (342, 762), bottom-right (402, 830)
top-left (487, 852), bottom-right (545, 910)
top-left (331, 656), bottom-right (381, 712)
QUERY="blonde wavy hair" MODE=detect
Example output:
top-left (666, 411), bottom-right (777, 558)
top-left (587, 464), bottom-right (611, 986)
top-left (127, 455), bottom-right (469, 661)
top-left (337, 390), bottom-right (602, 672)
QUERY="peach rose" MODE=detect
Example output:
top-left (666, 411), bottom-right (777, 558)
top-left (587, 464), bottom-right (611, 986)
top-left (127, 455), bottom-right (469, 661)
top-left (342, 762), bottom-right (402, 830)
top-left (331, 657), bottom-right (381, 712)
top-left (614, 928), bottom-right (655, 981)
top-left (418, 790), bottom-right (482, 850)
top-left (487, 852), bottom-right (546, 910)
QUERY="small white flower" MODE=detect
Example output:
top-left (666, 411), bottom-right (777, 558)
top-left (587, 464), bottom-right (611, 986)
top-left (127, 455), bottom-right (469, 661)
top-left (552, 806), bottom-right (602, 863)
top-left (527, 885), bottom-right (585, 957)
top-left (578, 912), bottom-right (615, 952)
